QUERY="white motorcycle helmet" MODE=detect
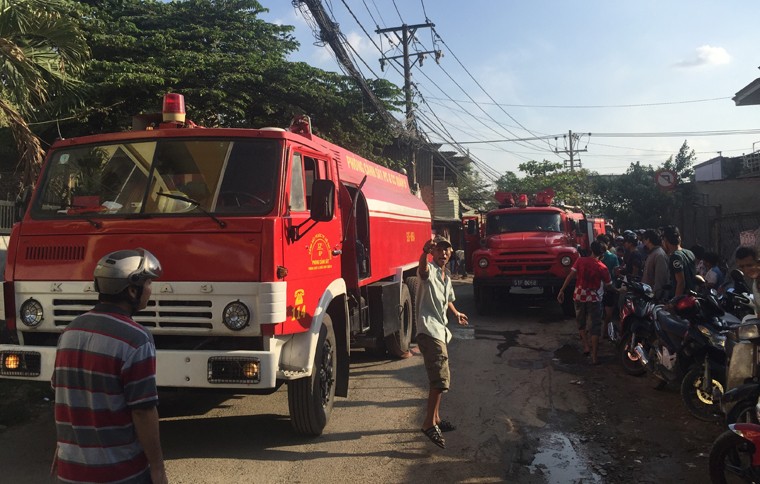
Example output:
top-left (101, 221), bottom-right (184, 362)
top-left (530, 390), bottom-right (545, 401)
top-left (93, 248), bottom-right (162, 295)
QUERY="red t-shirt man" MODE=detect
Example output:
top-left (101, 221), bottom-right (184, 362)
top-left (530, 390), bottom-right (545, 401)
top-left (557, 241), bottom-right (612, 365)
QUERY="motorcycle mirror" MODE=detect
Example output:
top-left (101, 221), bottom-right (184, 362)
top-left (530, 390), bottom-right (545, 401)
top-left (731, 269), bottom-right (745, 282)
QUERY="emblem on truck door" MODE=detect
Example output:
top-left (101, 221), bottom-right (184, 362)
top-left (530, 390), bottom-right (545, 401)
top-left (292, 289), bottom-right (307, 321)
top-left (308, 233), bottom-right (333, 271)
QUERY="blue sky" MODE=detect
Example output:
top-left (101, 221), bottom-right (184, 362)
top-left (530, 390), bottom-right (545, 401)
top-left (262, 1), bottom-right (760, 181)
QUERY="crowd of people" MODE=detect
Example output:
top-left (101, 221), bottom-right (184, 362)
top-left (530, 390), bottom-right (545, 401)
top-left (601, 225), bottom-right (729, 301)
top-left (558, 224), bottom-right (760, 366)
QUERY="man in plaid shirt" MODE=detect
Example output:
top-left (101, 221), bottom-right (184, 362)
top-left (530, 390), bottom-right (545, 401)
top-left (557, 241), bottom-right (612, 365)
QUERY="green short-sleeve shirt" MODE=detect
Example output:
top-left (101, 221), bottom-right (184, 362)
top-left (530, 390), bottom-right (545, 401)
top-left (416, 262), bottom-right (456, 343)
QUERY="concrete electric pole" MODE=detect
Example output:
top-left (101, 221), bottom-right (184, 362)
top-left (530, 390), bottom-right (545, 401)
top-left (554, 130), bottom-right (589, 171)
top-left (376, 22), bottom-right (440, 189)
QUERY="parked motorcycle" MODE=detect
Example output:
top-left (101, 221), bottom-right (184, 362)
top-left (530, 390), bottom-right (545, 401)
top-left (709, 422), bottom-right (760, 483)
top-left (615, 279), bottom-right (657, 376)
top-left (720, 269), bottom-right (756, 321)
top-left (721, 318), bottom-right (760, 425)
top-left (635, 292), bottom-right (739, 421)
top-left (679, 290), bottom-right (743, 421)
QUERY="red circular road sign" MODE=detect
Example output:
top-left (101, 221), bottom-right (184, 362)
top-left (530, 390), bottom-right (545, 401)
top-left (655, 169), bottom-right (677, 190)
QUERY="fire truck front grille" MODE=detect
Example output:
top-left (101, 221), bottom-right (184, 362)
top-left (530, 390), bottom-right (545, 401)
top-left (51, 298), bottom-right (214, 329)
top-left (25, 245), bottom-right (86, 261)
top-left (495, 252), bottom-right (555, 274)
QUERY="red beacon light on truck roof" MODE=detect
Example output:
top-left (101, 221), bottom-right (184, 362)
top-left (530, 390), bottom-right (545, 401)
top-left (494, 191), bottom-right (516, 208)
top-left (162, 93), bottom-right (186, 123)
top-left (534, 188), bottom-right (555, 207)
top-left (517, 194), bottom-right (529, 207)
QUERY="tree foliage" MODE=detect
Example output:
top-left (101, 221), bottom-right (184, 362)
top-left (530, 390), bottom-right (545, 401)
top-left (495, 160), bottom-right (594, 208)
top-left (0, 0), bottom-right (89, 184)
top-left (484, 140), bottom-right (697, 231)
top-left (32, 0), bottom-right (403, 168)
top-left (591, 141), bottom-right (697, 229)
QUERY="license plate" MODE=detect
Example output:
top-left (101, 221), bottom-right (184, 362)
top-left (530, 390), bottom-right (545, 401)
top-left (512, 279), bottom-right (537, 287)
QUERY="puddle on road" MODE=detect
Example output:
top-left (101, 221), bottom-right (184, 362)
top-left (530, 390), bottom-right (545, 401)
top-left (450, 325), bottom-right (475, 340)
top-left (553, 343), bottom-right (586, 365)
top-left (528, 432), bottom-right (602, 484)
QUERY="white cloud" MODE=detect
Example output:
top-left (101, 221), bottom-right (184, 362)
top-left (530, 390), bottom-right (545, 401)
top-left (674, 45), bottom-right (731, 68)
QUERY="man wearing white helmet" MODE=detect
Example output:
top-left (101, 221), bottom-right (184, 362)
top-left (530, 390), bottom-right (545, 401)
top-left (52, 248), bottom-right (168, 484)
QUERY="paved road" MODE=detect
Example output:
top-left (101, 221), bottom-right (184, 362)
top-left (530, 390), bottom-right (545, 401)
top-left (0, 278), bottom-right (610, 483)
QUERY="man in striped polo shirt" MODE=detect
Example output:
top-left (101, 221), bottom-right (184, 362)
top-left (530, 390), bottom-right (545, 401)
top-left (52, 249), bottom-right (167, 483)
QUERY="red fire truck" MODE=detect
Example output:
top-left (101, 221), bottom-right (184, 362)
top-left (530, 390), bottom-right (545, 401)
top-left (0, 94), bottom-right (431, 435)
top-left (466, 189), bottom-right (606, 316)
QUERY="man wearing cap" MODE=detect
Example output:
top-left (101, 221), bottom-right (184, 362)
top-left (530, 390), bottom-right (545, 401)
top-left (416, 234), bottom-right (468, 449)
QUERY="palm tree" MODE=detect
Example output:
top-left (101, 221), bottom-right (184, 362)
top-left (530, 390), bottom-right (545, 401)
top-left (0, 0), bottom-right (89, 185)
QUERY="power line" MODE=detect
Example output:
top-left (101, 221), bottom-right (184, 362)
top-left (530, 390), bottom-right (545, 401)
top-left (454, 128), bottom-right (760, 144)
top-left (423, 96), bottom-right (732, 109)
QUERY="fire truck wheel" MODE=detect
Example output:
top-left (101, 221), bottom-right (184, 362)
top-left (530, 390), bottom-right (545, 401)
top-left (561, 287), bottom-right (575, 318)
top-left (386, 284), bottom-right (413, 358)
top-left (288, 316), bottom-right (336, 436)
top-left (404, 276), bottom-right (420, 343)
top-left (474, 285), bottom-right (493, 315)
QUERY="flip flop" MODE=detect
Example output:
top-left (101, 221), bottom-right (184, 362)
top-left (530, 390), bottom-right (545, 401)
top-left (437, 419), bottom-right (456, 432)
top-left (421, 425), bottom-right (445, 449)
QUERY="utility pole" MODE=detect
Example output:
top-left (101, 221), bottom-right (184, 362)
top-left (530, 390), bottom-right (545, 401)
top-left (376, 22), bottom-right (440, 189)
top-left (295, 0), bottom-right (407, 138)
top-left (554, 130), bottom-right (588, 171)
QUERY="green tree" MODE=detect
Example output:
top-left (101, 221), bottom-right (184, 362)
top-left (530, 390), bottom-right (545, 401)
top-left (456, 164), bottom-right (494, 211)
top-left (495, 160), bottom-right (594, 209)
top-left (0, 0), bottom-right (89, 184)
top-left (592, 141), bottom-right (697, 229)
top-left (41, 0), bottom-right (403, 168)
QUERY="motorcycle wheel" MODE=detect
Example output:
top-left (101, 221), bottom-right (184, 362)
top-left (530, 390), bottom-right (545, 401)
top-left (726, 399), bottom-right (760, 425)
top-left (709, 429), bottom-right (760, 484)
top-left (681, 366), bottom-right (725, 422)
top-left (618, 330), bottom-right (647, 376)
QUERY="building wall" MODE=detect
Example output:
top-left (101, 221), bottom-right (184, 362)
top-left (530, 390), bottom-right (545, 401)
top-left (680, 178), bottom-right (760, 261)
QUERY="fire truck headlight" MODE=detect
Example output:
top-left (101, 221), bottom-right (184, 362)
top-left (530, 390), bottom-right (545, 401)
top-left (561, 256), bottom-right (573, 267)
top-left (478, 258), bottom-right (489, 268)
top-left (19, 298), bottom-right (44, 327)
top-left (222, 301), bottom-right (250, 331)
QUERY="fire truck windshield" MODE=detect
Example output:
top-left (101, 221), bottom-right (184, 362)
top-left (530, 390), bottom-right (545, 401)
top-left (486, 212), bottom-right (562, 235)
top-left (31, 138), bottom-right (282, 218)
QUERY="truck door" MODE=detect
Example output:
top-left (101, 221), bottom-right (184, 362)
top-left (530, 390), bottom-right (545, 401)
top-left (283, 151), bottom-right (342, 333)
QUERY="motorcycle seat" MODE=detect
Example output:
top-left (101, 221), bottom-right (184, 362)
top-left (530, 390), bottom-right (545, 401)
top-left (656, 309), bottom-right (689, 334)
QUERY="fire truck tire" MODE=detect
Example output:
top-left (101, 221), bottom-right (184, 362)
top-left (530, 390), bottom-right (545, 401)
top-left (474, 285), bottom-right (493, 315)
top-left (404, 276), bottom-right (420, 343)
top-left (386, 284), bottom-right (413, 357)
top-left (288, 316), bottom-right (336, 436)
top-left (561, 287), bottom-right (575, 318)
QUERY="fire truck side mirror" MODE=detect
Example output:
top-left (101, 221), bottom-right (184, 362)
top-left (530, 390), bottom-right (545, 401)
top-left (466, 219), bottom-right (477, 235)
top-left (577, 219), bottom-right (587, 236)
top-left (310, 180), bottom-right (335, 222)
top-left (14, 185), bottom-right (32, 222)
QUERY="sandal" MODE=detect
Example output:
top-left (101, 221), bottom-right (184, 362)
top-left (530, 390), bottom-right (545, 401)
top-left (421, 425), bottom-right (446, 449)
top-left (437, 419), bottom-right (456, 432)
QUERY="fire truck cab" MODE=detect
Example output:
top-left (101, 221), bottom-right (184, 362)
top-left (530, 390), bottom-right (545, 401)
top-left (467, 189), bottom-right (605, 316)
top-left (0, 94), bottom-right (431, 436)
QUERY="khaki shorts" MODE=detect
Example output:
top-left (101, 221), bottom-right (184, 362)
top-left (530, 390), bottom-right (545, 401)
top-left (574, 300), bottom-right (603, 335)
top-left (416, 333), bottom-right (450, 391)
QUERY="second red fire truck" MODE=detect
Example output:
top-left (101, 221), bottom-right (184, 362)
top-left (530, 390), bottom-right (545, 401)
top-left (467, 189), bottom-right (606, 316)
